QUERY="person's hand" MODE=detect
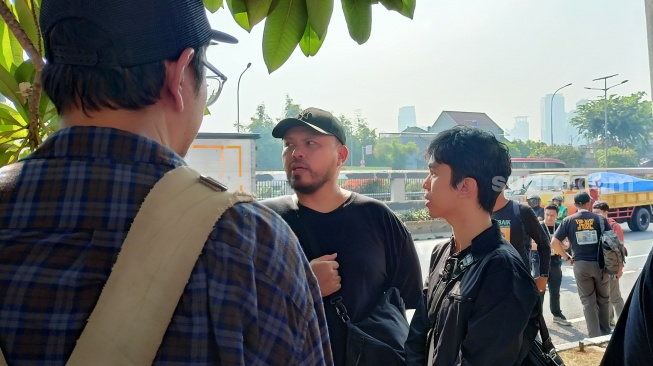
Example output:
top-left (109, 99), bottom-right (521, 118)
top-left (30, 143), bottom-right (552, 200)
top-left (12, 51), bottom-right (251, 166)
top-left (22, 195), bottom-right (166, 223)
top-left (565, 256), bottom-right (574, 266)
top-left (535, 276), bottom-right (548, 293)
top-left (530, 242), bottom-right (537, 251)
top-left (616, 263), bottom-right (624, 279)
top-left (310, 253), bottom-right (341, 297)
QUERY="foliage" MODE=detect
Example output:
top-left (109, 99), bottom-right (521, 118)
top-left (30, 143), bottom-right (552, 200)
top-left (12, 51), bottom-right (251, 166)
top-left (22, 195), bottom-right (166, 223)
top-left (340, 178), bottom-right (388, 195)
top-left (0, 0), bottom-right (57, 167)
top-left (528, 144), bottom-right (583, 168)
top-left (595, 146), bottom-right (639, 168)
top-left (570, 92), bottom-right (653, 153)
top-left (242, 103), bottom-right (282, 170)
top-left (504, 139), bottom-right (547, 158)
top-left (374, 140), bottom-right (419, 170)
top-left (219, 0), bottom-right (416, 72)
top-left (395, 208), bottom-right (434, 222)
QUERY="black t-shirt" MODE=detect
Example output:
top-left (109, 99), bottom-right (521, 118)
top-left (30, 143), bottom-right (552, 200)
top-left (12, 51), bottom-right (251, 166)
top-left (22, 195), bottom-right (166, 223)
top-left (554, 210), bottom-right (611, 262)
top-left (262, 193), bottom-right (423, 366)
top-left (492, 200), bottom-right (550, 274)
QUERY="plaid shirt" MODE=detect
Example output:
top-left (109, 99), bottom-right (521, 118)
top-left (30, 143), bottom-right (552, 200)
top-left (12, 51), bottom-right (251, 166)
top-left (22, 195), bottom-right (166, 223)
top-left (0, 127), bottom-right (332, 365)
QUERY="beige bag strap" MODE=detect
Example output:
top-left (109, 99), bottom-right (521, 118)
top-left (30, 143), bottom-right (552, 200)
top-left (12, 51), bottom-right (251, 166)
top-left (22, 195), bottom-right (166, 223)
top-left (0, 166), bottom-right (253, 366)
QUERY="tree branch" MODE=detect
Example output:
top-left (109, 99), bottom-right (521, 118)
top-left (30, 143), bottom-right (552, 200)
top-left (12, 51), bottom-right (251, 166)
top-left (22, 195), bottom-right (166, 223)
top-left (0, 1), bottom-right (44, 71)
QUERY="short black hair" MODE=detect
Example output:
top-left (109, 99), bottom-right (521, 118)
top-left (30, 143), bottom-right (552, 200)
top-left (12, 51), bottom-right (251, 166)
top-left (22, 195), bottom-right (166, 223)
top-left (41, 19), bottom-right (207, 115)
top-left (545, 203), bottom-right (559, 212)
top-left (426, 126), bottom-right (511, 213)
top-left (593, 201), bottom-right (610, 211)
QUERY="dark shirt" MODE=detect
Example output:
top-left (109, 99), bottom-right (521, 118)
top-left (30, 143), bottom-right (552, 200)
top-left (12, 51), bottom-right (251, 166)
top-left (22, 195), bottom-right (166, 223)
top-left (601, 248), bottom-right (653, 365)
top-left (405, 221), bottom-right (539, 366)
top-left (0, 127), bottom-right (332, 365)
top-left (263, 193), bottom-right (423, 366)
top-left (492, 200), bottom-right (551, 276)
top-left (554, 210), bottom-right (611, 262)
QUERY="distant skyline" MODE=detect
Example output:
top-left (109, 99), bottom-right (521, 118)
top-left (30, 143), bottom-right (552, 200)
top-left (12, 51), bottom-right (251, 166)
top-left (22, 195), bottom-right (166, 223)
top-left (201, 1), bottom-right (650, 143)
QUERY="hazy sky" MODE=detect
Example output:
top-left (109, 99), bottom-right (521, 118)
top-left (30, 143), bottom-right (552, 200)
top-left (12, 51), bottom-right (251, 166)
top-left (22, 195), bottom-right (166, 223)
top-left (202, 0), bottom-right (650, 141)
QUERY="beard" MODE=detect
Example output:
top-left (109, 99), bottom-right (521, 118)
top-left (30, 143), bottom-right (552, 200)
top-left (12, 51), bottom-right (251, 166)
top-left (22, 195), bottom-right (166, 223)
top-left (286, 166), bottom-right (334, 195)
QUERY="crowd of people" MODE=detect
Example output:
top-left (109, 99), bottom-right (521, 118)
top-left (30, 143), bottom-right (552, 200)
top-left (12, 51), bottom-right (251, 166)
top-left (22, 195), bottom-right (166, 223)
top-left (0, 0), bottom-right (651, 365)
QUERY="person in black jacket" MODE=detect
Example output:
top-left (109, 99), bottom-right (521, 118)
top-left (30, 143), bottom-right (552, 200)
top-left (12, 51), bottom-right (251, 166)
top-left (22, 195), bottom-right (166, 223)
top-left (405, 126), bottom-right (539, 366)
top-left (601, 248), bottom-right (653, 366)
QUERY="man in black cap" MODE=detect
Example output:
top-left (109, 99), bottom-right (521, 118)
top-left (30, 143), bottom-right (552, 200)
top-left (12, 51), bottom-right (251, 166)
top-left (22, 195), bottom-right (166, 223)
top-left (0, 1), bottom-right (331, 364)
top-left (551, 192), bottom-right (613, 337)
top-left (262, 107), bottom-right (423, 366)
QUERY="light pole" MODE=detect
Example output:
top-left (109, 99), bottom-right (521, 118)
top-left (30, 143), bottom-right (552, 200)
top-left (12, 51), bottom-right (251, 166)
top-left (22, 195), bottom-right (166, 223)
top-left (236, 62), bottom-right (252, 133)
top-left (550, 83), bottom-right (572, 146)
top-left (585, 74), bottom-right (628, 168)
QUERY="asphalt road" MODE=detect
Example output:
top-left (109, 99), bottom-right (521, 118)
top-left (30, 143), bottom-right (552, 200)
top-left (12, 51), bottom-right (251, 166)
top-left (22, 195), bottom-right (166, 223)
top-left (410, 223), bottom-right (653, 346)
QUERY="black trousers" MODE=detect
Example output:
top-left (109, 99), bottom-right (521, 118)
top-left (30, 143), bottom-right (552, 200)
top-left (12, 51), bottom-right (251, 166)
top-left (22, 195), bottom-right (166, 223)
top-left (548, 256), bottom-right (563, 315)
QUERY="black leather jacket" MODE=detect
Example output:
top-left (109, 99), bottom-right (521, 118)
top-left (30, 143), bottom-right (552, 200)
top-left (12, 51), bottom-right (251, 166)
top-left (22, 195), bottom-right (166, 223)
top-left (405, 221), bottom-right (540, 366)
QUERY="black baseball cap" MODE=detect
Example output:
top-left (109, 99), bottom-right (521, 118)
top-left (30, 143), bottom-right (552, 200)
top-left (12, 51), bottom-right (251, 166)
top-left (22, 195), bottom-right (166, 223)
top-left (40, 0), bottom-right (238, 67)
top-left (574, 192), bottom-right (591, 204)
top-left (272, 108), bottom-right (347, 145)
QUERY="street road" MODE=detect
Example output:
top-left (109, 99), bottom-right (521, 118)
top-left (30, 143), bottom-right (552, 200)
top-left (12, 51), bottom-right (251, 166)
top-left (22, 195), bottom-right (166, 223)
top-left (410, 223), bottom-right (653, 346)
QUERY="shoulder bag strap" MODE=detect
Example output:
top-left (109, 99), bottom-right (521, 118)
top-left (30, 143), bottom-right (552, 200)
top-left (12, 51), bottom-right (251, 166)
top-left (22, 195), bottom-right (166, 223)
top-left (0, 167), bottom-right (252, 366)
top-left (66, 166), bottom-right (253, 365)
top-left (2, 167), bottom-right (253, 366)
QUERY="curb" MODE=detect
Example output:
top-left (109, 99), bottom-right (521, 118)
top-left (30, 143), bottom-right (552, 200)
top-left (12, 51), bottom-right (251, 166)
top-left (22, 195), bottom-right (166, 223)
top-left (405, 220), bottom-right (452, 241)
top-left (556, 334), bottom-right (612, 352)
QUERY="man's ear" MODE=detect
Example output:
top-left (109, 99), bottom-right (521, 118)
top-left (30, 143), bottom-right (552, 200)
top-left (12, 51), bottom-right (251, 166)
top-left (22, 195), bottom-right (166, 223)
top-left (165, 47), bottom-right (196, 112)
top-left (337, 144), bottom-right (349, 166)
top-left (458, 177), bottom-right (478, 199)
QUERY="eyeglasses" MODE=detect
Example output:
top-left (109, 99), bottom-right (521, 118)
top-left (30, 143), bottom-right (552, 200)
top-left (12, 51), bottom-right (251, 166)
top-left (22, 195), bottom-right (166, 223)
top-left (203, 60), bottom-right (227, 107)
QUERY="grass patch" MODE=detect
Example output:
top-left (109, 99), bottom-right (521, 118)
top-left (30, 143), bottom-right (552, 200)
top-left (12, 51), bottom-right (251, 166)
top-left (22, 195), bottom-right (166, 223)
top-left (558, 345), bottom-right (606, 366)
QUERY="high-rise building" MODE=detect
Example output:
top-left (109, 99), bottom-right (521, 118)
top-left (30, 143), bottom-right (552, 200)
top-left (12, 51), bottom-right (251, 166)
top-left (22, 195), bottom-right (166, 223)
top-left (541, 94), bottom-right (568, 145)
top-left (398, 106), bottom-right (417, 132)
top-left (507, 116), bottom-right (530, 141)
top-left (566, 99), bottom-right (590, 146)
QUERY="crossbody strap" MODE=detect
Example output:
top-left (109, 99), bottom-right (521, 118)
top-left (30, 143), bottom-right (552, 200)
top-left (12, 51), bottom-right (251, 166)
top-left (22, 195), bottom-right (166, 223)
top-left (0, 166), bottom-right (253, 366)
top-left (68, 167), bottom-right (252, 365)
top-left (290, 196), bottom-right (356, 325)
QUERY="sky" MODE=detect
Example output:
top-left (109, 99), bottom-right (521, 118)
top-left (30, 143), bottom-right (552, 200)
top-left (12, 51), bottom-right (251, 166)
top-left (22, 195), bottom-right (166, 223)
top-left (202, 0), bottom-right (651, 142)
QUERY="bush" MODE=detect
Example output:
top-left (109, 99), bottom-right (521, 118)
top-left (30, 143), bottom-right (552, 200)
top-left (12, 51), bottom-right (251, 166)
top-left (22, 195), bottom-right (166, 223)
top-left (396, 208), bottom-right (435, 222)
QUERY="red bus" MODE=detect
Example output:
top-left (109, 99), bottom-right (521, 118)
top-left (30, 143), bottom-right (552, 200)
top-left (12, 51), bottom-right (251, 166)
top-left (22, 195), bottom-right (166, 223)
top-left (510, 158), bottom-right (566, 169)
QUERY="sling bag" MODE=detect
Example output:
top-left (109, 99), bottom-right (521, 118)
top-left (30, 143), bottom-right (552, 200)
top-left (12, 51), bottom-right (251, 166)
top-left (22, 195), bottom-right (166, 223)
top-left (290, 196), bottom-right (409, 366)
top-left (0, 166), bottom-right (252, 365)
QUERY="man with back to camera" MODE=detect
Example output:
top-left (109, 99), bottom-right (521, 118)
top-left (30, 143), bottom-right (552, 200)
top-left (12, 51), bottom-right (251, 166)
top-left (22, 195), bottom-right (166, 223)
top-left (592, 201), bottom-right (626, 327)
top-left (404, 126), bottom-right (539, 365)
top-left (492, 189), bottom-right (551, 294)
top-left (262, 107), bottom-right (423, 365)
top-left (0, 1), bottom-right (332, 364)
top-left (550, 192), bottom-right (613, 337)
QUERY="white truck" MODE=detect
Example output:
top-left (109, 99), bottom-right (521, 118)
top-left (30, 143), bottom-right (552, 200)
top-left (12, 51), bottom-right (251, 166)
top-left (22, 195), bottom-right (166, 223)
top-left (184, 132), bottom-right (259, 193)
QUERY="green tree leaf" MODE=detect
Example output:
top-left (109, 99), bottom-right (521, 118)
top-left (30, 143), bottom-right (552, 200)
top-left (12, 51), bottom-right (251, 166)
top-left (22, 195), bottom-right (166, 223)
top-left (400, 0), bottom-right (416, 18)
top-left (0, 21), bottom-right (24, 69)
top-left (245, 0), bottom-right (273, 29)
top-left (341, 0), bottom-right (372, 44)
top-left (300, 21), bottom-right (326, 57)
top-left (306, 0), bottom-right (333, 39)
top-left (262, 0), bottom-right (307, 73)
top-left (226, 0), bottom-right (250, 31)
top-left (0, 64), bottom-right (23, 106)
top-left (14, 0), bottom-right (40, 51)
top-left (203, 0), bottom-right (223, 13)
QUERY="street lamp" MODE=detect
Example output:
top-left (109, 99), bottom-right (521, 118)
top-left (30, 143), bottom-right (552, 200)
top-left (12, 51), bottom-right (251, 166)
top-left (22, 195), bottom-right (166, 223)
top-left (585, 74), bottom-right (628, 168)
top-left (550, 83), bottom-right (572, 145)
top-left (236, 62), bottom-right (252, 133)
